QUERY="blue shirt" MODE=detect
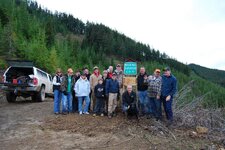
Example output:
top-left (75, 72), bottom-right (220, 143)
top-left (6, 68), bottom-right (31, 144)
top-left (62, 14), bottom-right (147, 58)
top-left (105, 79), bottom-right (120, 94)
top-left (161, 74), bottom-right (177, 97)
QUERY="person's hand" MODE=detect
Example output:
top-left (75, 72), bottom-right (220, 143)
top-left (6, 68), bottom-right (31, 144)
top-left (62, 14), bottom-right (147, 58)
top-left (157, 95), bottom-right (160, 100)
top-left (144, 75), bottom-right (148, 80)
top-left (166, 95), bottom-right (171, 101)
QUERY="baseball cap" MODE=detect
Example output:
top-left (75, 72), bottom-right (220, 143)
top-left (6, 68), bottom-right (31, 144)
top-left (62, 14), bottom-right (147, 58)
top-left (67, 68), bottom-right (73, 73)
top-left (93, 66), bottom-right (99, 70)
top-left (163, 67), bottom-right (170, 71)
top-left (155, 69), bottom-right (161, 73)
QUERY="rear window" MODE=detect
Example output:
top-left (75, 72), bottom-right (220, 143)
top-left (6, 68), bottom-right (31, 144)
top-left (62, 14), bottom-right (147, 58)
top-left (5, 67), bottom-right (34, 83)
top-left (36, 69), bottom-right (48, 80)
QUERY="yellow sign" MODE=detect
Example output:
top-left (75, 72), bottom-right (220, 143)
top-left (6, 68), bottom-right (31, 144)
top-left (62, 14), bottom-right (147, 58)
top-left (123, 77), bottom-right (137, 86)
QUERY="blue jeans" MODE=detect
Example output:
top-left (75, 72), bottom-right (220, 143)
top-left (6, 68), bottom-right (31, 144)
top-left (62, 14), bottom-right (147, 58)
top-left (78, 96), bottom-right (90, 113)
top-left (62, 92), bottom-right (73, 113)
top-left (53, 89), bottom-right (62, 113)
top-left (161, 96), bottom-right (173, 121)
top-left (138, 90), bottom-right (148, 114)
top-left (94, 98), bottom-right (105, 114)
top-left (149, 97), bottom-right (162, 119)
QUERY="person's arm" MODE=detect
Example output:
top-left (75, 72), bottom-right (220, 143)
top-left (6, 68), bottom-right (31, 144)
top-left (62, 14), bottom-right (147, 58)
top-left (169, 77), bottom-right (177, 96)
top-left (88, 82), bottom-right (91, 94)
top-left (122, 92), bottom-right (128, 107)
top-left (94, 85), bottom-right (97, 97)
top-left (60, 76), bottom-right (66, 92)
top-left (157, 78), bottom-right (162, 98)
top-left (90, 75), bottom-right (93, 90)
top-left (117, 81), bottom-right (120, 94)
top-left (74, 81), bottom-right (78, 94)
top-left (105, 80), bottom-right (109, 95)
top-left (53, 76), bottom-right (60, 85)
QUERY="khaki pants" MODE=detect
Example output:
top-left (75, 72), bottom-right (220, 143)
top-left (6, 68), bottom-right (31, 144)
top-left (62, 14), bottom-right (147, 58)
top-left (108, 93), bottom-right (118, 115)
top-left (117, 88), bottom-right (123, 109)
top-left (91, 89), bottom-right (96, 111)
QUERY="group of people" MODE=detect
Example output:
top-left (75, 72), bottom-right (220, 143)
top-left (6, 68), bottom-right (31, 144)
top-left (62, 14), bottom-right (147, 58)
top-left (52, 64), bottom-right (177, 126)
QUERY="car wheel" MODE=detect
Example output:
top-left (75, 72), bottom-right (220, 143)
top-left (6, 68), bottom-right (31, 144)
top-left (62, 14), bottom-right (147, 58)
top-left (6, 92), bottom-right (17, 103)
top-left (37, 86), bottom-right (45, 102)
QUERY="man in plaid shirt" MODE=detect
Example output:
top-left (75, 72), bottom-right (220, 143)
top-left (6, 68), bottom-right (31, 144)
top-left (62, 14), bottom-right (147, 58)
top-left (145, 69), bottom-right (162, 121)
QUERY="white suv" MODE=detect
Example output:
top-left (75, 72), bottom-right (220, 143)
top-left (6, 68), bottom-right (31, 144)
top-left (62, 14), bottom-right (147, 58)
top-left (0, 60), bottom-right (53, 102)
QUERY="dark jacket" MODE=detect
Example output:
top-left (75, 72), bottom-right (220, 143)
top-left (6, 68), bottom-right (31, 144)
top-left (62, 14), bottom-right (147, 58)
top-left (122, 91), bottom-right (137, 107)
top-left (94, 84), bottom-right (105, 98)
top-left (161, 74), bottom-right (177, 97)
top-left (105, 79), bottom-right (120, 94)
top-left (137, 73), bottom-right (148, 91)
top-left (60, 74), bottom-right (75, 93)
top-left (53, 75), bottom-right (61, 91)
top-left (86, 73), bottom-right (91, 81)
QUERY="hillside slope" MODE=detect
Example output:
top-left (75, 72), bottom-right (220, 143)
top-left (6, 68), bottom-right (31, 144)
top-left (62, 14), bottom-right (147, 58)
top-left (189, 63), bottom-right (225, 87)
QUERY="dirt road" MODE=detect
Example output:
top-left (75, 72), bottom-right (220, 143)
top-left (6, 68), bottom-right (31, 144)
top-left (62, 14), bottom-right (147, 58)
top-left (0, 96), bottom-right (223, 150)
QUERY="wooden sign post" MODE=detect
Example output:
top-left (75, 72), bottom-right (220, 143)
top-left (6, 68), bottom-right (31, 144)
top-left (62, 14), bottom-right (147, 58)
top-left (123, 60), bottom-right (137, 93)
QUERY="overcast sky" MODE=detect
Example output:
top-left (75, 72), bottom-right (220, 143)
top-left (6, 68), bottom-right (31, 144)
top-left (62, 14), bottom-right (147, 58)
top-left (35, 0), bottom-right (225, 70)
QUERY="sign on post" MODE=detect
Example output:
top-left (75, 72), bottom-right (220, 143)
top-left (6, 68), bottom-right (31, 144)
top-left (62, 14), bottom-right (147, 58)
top-left (124, 62), bottom-right (137, 75)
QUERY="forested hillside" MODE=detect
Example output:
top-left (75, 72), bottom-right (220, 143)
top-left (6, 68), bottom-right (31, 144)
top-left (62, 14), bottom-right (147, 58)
top-left (189, 64), bottom-right (225, 87)
top-left (0, 0), bottom-right (225, 107)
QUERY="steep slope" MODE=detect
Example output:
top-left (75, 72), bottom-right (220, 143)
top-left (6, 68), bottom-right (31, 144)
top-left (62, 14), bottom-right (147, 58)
top-left (189, 64), bottom-right (225, 87)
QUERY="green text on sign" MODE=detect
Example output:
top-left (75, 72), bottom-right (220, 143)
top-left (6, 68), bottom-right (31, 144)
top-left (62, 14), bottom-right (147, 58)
top-left (124, 62), bottom-right (137, 75)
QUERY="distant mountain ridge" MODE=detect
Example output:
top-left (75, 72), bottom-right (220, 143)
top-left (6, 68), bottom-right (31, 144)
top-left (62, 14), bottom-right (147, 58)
top-left (189, 63), bottom-right (225, 87)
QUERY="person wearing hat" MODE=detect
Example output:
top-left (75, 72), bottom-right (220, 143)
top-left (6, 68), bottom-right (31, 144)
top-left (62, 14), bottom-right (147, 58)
top-left (72, 69), bottom-right (81, 112)
top-left (93, 78), bottom-right (105, 117)
top-left (105, 72), bottom-right (120, 119)
top-left (107, 66), bottom-right (114, 79)
top-left (60, 68), bottom-right (75, 114)
top-left (90, 66), bottom-right (102, 111)
top-left (74, 73), bottom-right (91, 115)
top-left (114, 64), bottom-right (124, 108)
top-left (145, 69), bottom-right (162, 121)
top-left (161, 67), bottom-right (177, 126)
top-left (53, 68), bottom-right (63, 115)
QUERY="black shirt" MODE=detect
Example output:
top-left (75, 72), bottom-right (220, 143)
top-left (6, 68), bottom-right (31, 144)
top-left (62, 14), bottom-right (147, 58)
top-left (137, 73), bottom-right (148, 91)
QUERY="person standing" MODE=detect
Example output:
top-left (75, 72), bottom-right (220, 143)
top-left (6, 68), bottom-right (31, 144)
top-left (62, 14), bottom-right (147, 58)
top-left (61, 68), bottom-right (75, 114)
top-left (72, 69), bottom-right (81, 112)
top-left (137, 67), bottom-right (149, 116)
top-left (102, 70), bottom-right (109, 114)
top-left (105, 73), bottom-right (120, 119)
top-left (147, 69), bottom-right (162, 121)
top-left (114, 64), bottom-right (123, 109)
top-left (107, 66), bottom-right (114, 79)
top-left (74, 73), bottom-right (91, 115)
top-left (83, 67), bottom-right (91, 81)
top-left (161, 67), bottom-right (177, 126)
top-left (53, 68), bottom-right (62, 115)
top-left (93, 78), bottom-right (105, 117)
top-left (90, 66), bottom-right (102, 111)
